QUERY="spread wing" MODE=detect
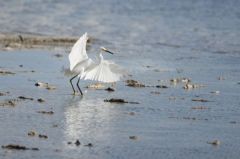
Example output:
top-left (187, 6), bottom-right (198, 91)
top-left (69, 32), bottom-right (89, 71)
top-left (82, 60), bottom-right (126, 83)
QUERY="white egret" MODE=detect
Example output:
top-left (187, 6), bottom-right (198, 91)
top-left (69, 32), bottom-right (125, 95)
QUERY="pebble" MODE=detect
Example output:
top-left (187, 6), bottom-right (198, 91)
top-left (207, 140), bottom-right (221, 146)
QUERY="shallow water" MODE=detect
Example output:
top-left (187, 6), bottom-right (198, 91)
top-left (1, 0), bottom-right (240, 159)
top-left (0, 48), bottom-right (239, 159)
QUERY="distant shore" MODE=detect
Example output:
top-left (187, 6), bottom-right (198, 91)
top-left (0, 33), bottom-right (94, 50)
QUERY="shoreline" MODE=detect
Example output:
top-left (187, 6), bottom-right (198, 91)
top-left (0, 33), bottom-right (94, 50)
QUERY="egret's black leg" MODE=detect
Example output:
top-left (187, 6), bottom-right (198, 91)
top-left (76, 77), bottom-right (83, 95)
top-left (70, 75), bottom-right (78, 94)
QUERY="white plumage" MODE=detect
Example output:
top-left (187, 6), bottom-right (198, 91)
top-left (68, 32), bottom-right (125, 95)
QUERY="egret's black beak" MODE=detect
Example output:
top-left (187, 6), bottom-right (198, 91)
top-left (105, 50), bottom-right (114, 54)
top-left (101, 47), bottom-right (114, 54)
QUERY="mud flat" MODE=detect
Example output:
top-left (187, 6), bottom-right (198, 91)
top-left (0, 33), bottom-right (96, 50)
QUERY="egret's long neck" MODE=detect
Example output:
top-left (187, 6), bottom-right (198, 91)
top-left (98, 52), bottom-right (104, 62)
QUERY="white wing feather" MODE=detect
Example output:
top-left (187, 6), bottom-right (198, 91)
top-left (69, 32), bottom-right (88, 72)
top-left (82, 60), bottom-right (125, 83)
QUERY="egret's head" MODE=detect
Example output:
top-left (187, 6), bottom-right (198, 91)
top-left (100, 46), bottom-right (114, 54)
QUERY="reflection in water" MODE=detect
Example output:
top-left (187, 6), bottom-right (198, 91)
top-left (63, 96), bottom-right (113, 143)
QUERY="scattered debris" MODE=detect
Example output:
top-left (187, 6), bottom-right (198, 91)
top-left (207, 140), bottom-right (221, 146)
top-left (169, 116), bottom-right (208, 121)
top-left (18, 96), bottom-right (34, 101)
top-left (170, 77), bottom-right (191, 84)
top-left (37, 98), bottom-right (45, 103)
top-left (126, 79), bottom-right (145, 87)
top-left (86, 83), bottom-right (105, 89)
top-left (35, 82), bottom-right (56, 90)
top-left (75, 140), bottom-right (81, 146)
top-left (104, 98), bottom-right (126, 103)
top-left (38, 134), bottom-right (48, 139)
top-left (183, 84), bottom-right (205, 90)
top-left (156, 85), bottom-right (168, 88)
top-left (191, 106), bottom-right (209, 110)
top-left (84, 143), bottom-right (93, 147)
top-left (192, 98), bottom-right (211, 102)
top-left (0, 70), bottom-right (15, 75)
top-left (0, 33), bottom-right (85, 49)
top-left (37, 111), bottom-right (54, 115)
top-left (1, 144), bottom-right (39, 151)
top-left (104, 98), bottom-right (140, 104)
top-left (28, 131), bottom-right (36, 137)
top-left (129, 136), bottom-right (138, 140)
top-left (105, 87), bottom-right (115, 92)
top-left (0, 99), bottom-right (16, 107)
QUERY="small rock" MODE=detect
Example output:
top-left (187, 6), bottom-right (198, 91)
top-left (54, 53), bottom-right (63, 58)
top-left (37, 111), bottom-right (54, 115)
top-left (35, 82), bottom-right (56, 90)
top-left (105, 87), bottom-right (115, 92)
top-left (156, 85), bottom-right (168, 88)
top-left (84, 143), bottom-right (93, 147)
top-left (129, 136), bottom-right (138, 140)
top-left (35, 82), bottom-right (48, 87)
top-left (18, 96), bottom-right (34, 101)
top-left (28, 131), bottom-right (36, 137)
top-left (37, 98), bottom-right (45, 103)
top-left (75, 140), bottom-right (81, 146)
top-left (126, 79), bottom-right (145, 87)
top-left (67, 141), bottom-right (72, 145)
top-left (104, 98), bottom-right (127, 103)
top-left (192, 98), bottom-right (210, 102)
top-left (207, 140), bottom-right (220, 146)
top-left (1, 144), bottom-right (39, 151)
top-left (104, 98), bottom-right (140, 104)
top-left (183, 83), bottom-right (205, 89)
top-left (38, 134), bottom-right (48, 139)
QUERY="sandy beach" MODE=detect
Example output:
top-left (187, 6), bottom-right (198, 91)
top-left (1, 1), bottom-right (240, 159)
